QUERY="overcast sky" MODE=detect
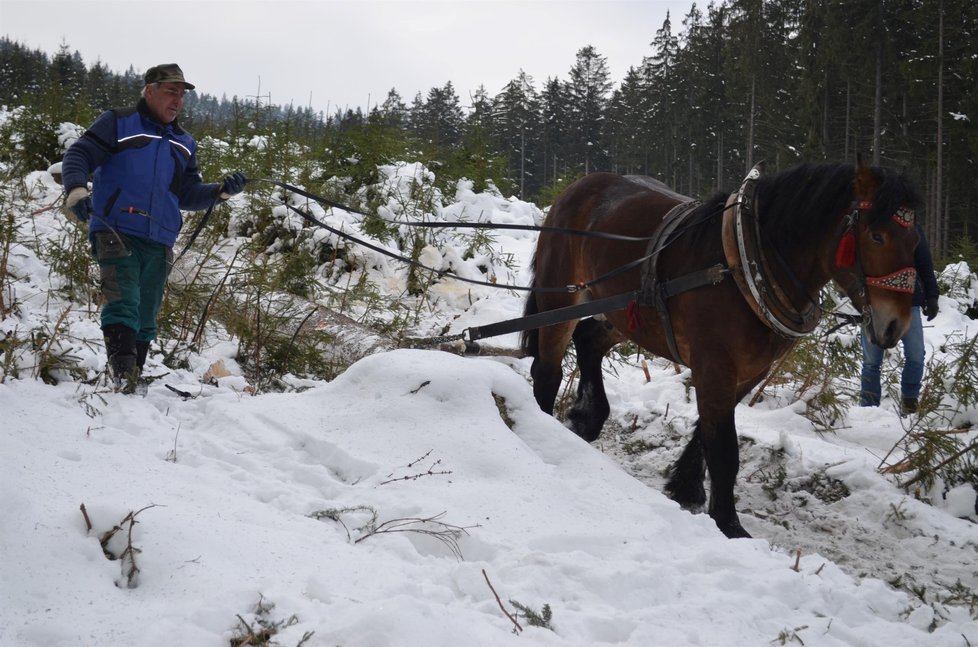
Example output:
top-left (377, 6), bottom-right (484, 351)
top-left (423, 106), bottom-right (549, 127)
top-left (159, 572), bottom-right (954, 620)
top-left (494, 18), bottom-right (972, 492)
top-left (2, 0), bottom-right (694, 115)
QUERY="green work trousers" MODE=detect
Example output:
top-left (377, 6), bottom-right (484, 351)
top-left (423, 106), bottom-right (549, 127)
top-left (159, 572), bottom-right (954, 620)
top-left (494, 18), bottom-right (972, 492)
top-left (93, 231), bottom-right (172, 343)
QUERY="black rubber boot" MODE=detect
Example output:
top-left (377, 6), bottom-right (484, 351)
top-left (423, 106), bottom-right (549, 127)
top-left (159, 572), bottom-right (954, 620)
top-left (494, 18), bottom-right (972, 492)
top-left (136, 340), bottom-right (151, 372)
top-left (103, 323), bottom-right (139, 393)
top-left (901, 397), bottom-right (919, 416)
top-left (133, 340), bottom-right (152, 394)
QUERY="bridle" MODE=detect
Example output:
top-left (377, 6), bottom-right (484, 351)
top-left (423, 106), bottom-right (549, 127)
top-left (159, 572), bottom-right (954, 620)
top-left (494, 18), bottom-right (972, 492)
top-left (832, 198), bottom-right (917, 325)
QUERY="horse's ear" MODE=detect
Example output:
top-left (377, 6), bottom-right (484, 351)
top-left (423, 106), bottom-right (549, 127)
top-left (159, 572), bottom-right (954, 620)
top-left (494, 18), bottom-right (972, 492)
top-left (854, 153), bottom-right (875, 195)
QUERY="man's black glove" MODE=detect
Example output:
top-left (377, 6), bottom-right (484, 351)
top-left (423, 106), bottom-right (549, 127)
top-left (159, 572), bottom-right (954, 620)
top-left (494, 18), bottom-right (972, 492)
top-left (64, 186), bottom-right (93, 226)
top-left (219, 172), bottom-right (248, 200)
top-left (923, 297), bottom-right (939, 321)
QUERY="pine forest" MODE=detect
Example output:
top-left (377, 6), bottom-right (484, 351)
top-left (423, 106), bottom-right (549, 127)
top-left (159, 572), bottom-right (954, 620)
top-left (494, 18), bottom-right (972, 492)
top-left (1, 0), bottom-right (976, 260)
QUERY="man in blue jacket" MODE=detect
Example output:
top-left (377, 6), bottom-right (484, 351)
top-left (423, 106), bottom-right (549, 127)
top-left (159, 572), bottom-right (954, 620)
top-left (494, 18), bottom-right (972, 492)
top-left (61, 63), bottom-right (246, 392)
top-left (860, 223), bottom-right (941, 414)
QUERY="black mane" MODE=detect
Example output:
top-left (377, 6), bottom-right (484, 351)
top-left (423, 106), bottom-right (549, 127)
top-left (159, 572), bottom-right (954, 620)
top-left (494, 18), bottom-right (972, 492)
top-left (757, 162), bottom-right (854, 246)
top-left (756, 162), bottom-right (921, 249)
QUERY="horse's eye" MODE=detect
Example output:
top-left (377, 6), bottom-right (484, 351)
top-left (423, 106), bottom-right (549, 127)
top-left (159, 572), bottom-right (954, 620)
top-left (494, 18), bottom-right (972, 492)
top-left (871, 232), bottom-right (885, 245)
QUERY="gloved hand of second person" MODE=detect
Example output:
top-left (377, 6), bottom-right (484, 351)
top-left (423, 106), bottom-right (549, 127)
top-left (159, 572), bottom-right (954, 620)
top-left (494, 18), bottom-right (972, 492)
top-left (64, 186), bottom-right (93, 225)
top-left (219, 172), bottom-right (248, 200)
top-left (923, 296), bottom-right (939, 321)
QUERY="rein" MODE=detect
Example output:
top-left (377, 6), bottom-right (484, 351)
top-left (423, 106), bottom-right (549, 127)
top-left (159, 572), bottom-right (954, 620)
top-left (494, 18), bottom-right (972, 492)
top-left (174, 176), bottom-right (674, 296)
top-left (253, 178), bottom-right (664, 243)
top-left (276, 198), bottom-right (662, 295)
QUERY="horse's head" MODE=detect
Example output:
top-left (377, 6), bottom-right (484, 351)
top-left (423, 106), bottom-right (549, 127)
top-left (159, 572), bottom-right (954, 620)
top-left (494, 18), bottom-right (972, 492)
top-left (832, 159), bottom-right (921, 348)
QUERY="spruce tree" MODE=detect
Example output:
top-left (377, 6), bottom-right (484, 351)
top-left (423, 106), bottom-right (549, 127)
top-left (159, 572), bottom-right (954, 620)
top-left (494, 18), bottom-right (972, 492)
top-left (540, 76), bottom-right (572, 189)
top-left (565, 45), bottom-right (613, 175)
top-left (493, 70), bottom-right (542, 198)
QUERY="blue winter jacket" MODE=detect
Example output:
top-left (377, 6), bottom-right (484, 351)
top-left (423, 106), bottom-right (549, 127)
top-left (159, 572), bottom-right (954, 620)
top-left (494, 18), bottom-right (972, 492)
top-left (912, 224), bottom-right (940, 307)
top-left (61, 99), bottom-right (218, 248)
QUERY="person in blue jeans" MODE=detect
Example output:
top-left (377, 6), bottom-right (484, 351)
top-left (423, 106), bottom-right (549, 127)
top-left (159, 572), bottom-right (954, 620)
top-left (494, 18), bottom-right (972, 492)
top-left (860, 223), bottom-right (940, 414)
top-left (61, 63), bottom-right (247, 392)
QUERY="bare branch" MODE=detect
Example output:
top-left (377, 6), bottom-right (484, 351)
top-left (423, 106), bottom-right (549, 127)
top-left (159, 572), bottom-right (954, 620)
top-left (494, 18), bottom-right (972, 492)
top-left (482, 569), bottom-right (522, 634)
top-left (98, 504), bottom-right (161, 588)
top-left (352, 511), bottom-right (475, 561)
top-left (79, 503), bottom-right (92, 533)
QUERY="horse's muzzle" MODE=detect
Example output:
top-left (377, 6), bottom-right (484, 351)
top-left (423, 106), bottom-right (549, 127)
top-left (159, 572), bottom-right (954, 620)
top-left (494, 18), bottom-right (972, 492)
top-left (866, 312), bottom-right (909, 349)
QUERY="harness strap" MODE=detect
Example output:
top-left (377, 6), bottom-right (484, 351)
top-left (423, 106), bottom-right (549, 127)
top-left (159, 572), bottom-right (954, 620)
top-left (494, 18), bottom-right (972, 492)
top-left (462, 263), bottom-right (730, 348)
top-left (465, 292), bottom-right (638, 342)
top-left (638, 199), bottom-right (709, 364)
top-left (645, 264), bottom-right (730, 363)
top-left (657, 264), bottom-right (731, 301)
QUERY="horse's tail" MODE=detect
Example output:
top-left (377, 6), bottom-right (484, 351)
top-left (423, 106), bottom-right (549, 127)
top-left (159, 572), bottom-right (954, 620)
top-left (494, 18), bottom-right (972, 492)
top-left (519, 254), bottom-right (539, 359)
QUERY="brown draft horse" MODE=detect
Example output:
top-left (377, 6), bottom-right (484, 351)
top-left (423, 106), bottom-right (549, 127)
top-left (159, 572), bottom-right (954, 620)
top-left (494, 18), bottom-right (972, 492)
top-left (521, 161), bottom-right (921, 538)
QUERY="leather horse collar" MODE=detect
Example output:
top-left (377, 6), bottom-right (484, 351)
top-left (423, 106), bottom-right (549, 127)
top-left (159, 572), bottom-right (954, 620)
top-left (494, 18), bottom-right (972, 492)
top-left (721, 164), bottom-right (821, 338)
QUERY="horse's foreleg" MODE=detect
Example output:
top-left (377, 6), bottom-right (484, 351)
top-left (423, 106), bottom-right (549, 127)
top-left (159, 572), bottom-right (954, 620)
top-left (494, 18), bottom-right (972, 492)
top-left (567, 317), bottom-right (620, 442)
top-left (669, 362), bottom-right (751, 538)
top-left (701, 411), bottom-right (751, 538)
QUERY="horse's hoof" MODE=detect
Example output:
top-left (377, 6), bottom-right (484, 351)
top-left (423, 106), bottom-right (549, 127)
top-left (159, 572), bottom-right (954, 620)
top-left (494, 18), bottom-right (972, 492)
top-left (567, 408), bottom-right (603, 443)
top-left (664, 481), bottom-right (707, 511)
top-left (718, 520), bottom-right (752, 539)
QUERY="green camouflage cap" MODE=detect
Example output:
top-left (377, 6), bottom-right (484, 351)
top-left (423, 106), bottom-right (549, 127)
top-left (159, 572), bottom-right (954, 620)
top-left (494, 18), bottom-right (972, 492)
top-left (144, 63), bottom-right (195, 90)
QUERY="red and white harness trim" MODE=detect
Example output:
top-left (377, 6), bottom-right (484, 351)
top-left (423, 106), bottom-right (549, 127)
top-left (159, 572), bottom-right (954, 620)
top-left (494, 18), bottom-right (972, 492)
top-left (892, 206), bottom-right (914, 228)
top-left (866, 267), bottom-right (917, 293)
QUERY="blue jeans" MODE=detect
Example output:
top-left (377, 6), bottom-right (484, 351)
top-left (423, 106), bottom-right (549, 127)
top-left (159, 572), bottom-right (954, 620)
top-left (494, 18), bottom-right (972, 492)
top-left (860, 307), bottom-right (925, 406)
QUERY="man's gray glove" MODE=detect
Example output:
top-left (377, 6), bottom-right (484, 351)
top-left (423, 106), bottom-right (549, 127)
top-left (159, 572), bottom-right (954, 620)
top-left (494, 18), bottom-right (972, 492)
top-left (219, 172), bottom-right (248, 200)
top-left (64, 186), bottom-right (93, 226)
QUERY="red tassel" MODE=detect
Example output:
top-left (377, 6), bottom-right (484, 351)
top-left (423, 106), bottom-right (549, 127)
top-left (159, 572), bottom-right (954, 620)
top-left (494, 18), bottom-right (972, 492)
top-left (835, 232), bottom-right (856, 267)
top-left (627, 300), bottom-right (641, 332)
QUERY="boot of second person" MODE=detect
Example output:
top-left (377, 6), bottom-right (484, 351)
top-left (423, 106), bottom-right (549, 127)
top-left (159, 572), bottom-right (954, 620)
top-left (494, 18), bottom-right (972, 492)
top-left (901, 397), bottom-right (919, 416)
top-left (109, 353), bottom-right (140, 393)
top-left (136, 340), bottom-right (151, 373)
top-left (104, 323), bottom-right (139, 393)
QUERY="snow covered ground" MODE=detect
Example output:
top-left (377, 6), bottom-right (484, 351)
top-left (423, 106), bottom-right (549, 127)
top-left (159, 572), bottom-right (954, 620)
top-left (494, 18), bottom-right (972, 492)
top-left (2, 166), bottom-right (977, 646)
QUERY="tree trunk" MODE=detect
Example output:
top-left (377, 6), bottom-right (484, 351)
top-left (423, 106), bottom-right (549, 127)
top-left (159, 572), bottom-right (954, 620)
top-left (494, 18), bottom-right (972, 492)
top-left (936, 0), bottom-right (945, 256)
top-left (822, 68), bottom-right (829, 158)
top-left (873, 42), bottom-right (882, 165)
top-left (717, 128), bottom-right (724, 192)
top-left (520, 128), bottom-right (526, 199)
top-left (747, 75), bottom-right (756, 172)
top-left (845, 80), bottom-right (851, 161)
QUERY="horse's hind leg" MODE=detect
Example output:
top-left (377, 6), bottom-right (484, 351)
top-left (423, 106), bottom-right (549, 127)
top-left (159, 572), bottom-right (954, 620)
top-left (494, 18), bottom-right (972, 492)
top-left (529, 320), bottom-right (577, 416)
top-left (568, 317), bottom-right (622, 442)
top-left (665, 425), bottom-right (707, 510)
